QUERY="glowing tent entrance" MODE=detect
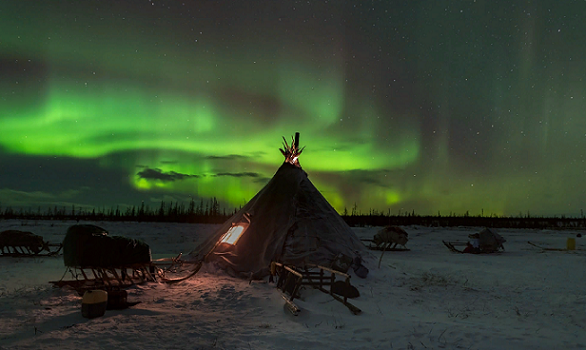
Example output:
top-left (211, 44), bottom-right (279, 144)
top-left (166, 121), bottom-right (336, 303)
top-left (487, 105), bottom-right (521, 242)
top-left (219, 214), bottom-right (250, 245)
top-left (189, 135), bottom-right (366, 279)
top-left (220, 225), bottom-right (246, 245)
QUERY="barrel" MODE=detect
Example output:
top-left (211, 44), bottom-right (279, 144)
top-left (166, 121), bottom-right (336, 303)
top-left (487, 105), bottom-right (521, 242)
top-left (82, 290), bottom-right (108, 318)
top-left (567, 237), bottom-right (576, 250)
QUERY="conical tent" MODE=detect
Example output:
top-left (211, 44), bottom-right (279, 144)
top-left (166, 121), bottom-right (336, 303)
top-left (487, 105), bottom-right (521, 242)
top-left (189, 162), bottom-right (366, 278)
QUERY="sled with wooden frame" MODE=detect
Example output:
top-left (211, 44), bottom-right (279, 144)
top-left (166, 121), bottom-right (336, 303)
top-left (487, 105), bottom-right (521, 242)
top-left (0, 229), bottom-right (63, 257)
top-left (50, 263), bottom-right (158, 295)
top-left (442, 240), bottom-right (504, 254)
top-left (1, 243), bottom-right (63, 257)
top-left (270, 261), bottom-right (361, 315)
top-left (527, 241), bottom-right (582, 252)
top-left (50, 254), bottom-right (202, 295)
top-left (361, 239), bottom-right (410, 252)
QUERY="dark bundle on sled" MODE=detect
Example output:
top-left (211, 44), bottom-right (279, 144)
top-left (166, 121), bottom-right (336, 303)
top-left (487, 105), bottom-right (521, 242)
top-left (63, 224), bottom-right (151, 267)
top-left (52, 225), bottom-right (154, 294)
top-left (443, 228), bottom-right (506, 254)
top-left (0, 230), bottom-right (62, 256)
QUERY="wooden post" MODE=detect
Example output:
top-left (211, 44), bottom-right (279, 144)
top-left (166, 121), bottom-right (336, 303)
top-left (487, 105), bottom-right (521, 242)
top-left (330, 272), bottom-right (335, 295)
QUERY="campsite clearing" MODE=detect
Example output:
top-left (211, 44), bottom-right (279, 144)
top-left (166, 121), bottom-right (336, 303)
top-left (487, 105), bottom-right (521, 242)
top-left (1, 220), bottom-right (585, 349)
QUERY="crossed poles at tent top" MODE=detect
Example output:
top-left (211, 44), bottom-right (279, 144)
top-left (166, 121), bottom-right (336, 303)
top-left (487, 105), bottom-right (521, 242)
top-left (280, 134), bottom-right (304, 167)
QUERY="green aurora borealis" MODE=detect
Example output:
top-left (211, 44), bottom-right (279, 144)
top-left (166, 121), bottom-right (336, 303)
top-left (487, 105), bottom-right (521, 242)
top-left (1, 1), bottom-right (586, 216)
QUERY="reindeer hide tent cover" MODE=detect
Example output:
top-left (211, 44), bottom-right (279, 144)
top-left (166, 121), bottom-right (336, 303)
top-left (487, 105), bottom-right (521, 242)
top-left (189, 162), bottom-right (367, 278)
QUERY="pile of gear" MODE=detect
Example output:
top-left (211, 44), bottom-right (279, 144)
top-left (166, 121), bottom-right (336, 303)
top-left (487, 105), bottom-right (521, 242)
top-left (444, 228), bottom-right (506, 254)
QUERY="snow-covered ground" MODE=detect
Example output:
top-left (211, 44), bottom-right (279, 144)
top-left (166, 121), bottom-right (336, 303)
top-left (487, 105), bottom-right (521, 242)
top-left (1, 220), bottom-right (585, 350)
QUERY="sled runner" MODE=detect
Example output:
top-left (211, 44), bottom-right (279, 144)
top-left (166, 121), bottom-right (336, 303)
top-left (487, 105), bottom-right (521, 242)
top-left (442, 240), bottom-right (504, 254)
top-left (527, 241), bottom-right (581, 252)
top-left (362, 239), bottom-right (410, 251)
top-left (442, 240), bottom-right (466, 253)
top-left (153, 253), bottom-right (203, 283)
top-left (51, 254), bottom-right (202, 294)
top-left (51, 264), bottom-right (158, 294)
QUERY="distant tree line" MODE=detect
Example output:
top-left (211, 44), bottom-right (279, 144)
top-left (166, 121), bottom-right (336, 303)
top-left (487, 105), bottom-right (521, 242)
top-left (342, 209), bottom-right (586, 229)
top-left (1, 200), bottom-right (586, 229)
top-left (0, 198), bottom-right (233, 224)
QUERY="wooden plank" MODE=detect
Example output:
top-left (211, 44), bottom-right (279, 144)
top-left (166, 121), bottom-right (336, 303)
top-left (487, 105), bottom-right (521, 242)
top-left (527, 241), bottom-right (570, 251)
top-left (329, 292), bottom-right (362, 315)
top-left (366, 245), bottom-right (410, 252)
top-left (315, 265), bottom-right (350, 279)
top-left (281, 294), bottom-right (300, 316)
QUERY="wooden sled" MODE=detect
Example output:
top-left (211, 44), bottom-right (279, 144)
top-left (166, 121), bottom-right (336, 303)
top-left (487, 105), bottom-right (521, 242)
top-left (442, 240), bottom-right (503, 254)
top-left (50, 263), bottom-right (157, 295)
top-left (1, 243), bottom-right (62, 257)
top-left (0, 230), bottom-right (63, 257)
top-left (527, 241), bottom-right (581, 252)
top-left (270, 262), bottom-right (361, 316)
top-left (361, 239), bottom-right (410, 251)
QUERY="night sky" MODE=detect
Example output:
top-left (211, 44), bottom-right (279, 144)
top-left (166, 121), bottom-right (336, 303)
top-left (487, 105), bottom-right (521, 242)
top-left (2, 0), bottom-right (585, 217)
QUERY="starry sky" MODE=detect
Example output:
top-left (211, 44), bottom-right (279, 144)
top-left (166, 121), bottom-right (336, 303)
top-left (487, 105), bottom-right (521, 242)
top-left (1, 0), bottom-right (585, 217)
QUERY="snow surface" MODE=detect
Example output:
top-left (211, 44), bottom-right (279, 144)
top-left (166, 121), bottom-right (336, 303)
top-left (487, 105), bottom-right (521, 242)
top-left (1, 220), bottom-right (585, 350)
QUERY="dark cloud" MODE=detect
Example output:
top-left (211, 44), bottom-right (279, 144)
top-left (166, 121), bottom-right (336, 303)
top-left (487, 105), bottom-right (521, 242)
top-left (0, 188), bottom-right (90, 209)
top-left (213, 172), bottom-right (261, 178)
top-left (0, 153), bottom-right (140, 209)
top-left (252, 176), bottom-right (271, 184)
top-left (206, 154), bottom-right (252, 161)
top-left (136, 168), bottom-right (199, 182)
top-left (344, 169), bottom-right (395, 188)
